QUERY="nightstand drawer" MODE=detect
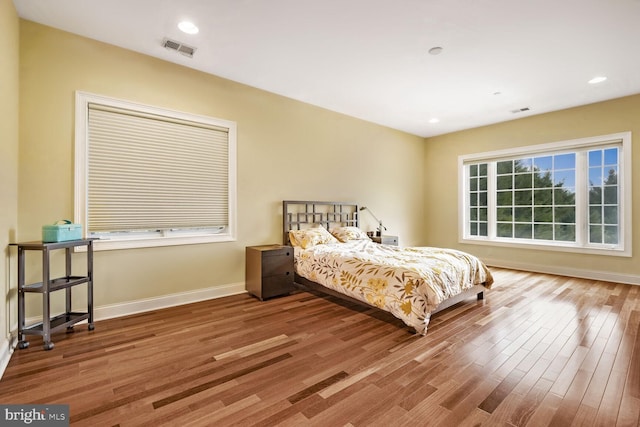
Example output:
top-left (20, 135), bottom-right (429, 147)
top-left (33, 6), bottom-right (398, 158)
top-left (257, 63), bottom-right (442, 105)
top-left (262, 274), bottom-right (294, 299)
top-left (262, 249), bottom-right (293, 277)
top-left (371, 235), bottom-right (399, 246)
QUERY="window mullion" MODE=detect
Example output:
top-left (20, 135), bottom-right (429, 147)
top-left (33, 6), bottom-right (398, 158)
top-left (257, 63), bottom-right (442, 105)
top-left (575, 150), bottom-right (587, 246)
top-left (487, 162), bottom-right (497, 240)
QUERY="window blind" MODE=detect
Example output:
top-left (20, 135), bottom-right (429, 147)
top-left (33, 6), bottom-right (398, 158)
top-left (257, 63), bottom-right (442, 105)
top-left (87, 103), bottom-right (229, 233)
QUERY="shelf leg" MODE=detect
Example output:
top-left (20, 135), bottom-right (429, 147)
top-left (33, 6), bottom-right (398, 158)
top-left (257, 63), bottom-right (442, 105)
top-left (17, 247), bottom-right (26, 347)
top-left (42, 248), bottom-right (52, 349)
top-left (87, 240), bottom-right (95, 331)
top-left (65, 247), bottom-right (72, 316)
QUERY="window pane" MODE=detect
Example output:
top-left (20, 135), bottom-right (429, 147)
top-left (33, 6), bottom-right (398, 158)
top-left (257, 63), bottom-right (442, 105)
top-left (589, 225), bottom-right (602, 243)
top-left (497, 223), bottom-right (512, 238)
top-left (605, 167), bottom-right (618, 185)
top-left (555, 188), bottom-right (575, 205)
top-left (604, 206), bottom-right (618, 225)
top-left (479, 208), bottom-right (487, 221)
top-left (534, 189), bottom-right (553, 205)
top-left (604, 148), bottom-right (618, 166)
top-left (470, 164), bottom-right (478, 176)
top-left (588, 150), bottom-right (602, 167)
top-left (604, 226), bottom-right (618, 244)
top-left (479, 177), bottom-right (487, 191)
top-left (470, 208), bottom-right (478, 221)
top-left (514, 224), bottom-right (532, 239)
top-left (589, 167), bottom-right (602, 186)
top-left (515, 173), bottom-right (532, 189)
top-left (604, 186), bottom-right (617, 204)
top-left (497, 207), bottom-right (512, 221)
top-left (497, 161), bottom-right (513, 174)
top-left (470, 193), bottom-right (478, 207)
top-left (589, 206), bottom-right (602, 224)
top-left (555, 224), bottom-right (575, 241)
top-left (514, 207), bottom-right (532, 222)
top-left (534, 224), bottom-right (553, 240)
top-left (479, 163), bottom-right (487, 175)
top-left (470, 222), bottom-right (478, 235)
top-left (554, 207), bottom-right (575, 223)
top-left (514, 190), bottom-right (532, 205)
top-left (479, 222), bottom-right (488, 236)
top-left (497, 175), bottom-right (513, 190)
top-left (554, 170), bottom-right (575, 187)
top-left (555, 153), bottom-right (575, 169)
top-left (534, 206), bottom-right (553, 223)
top-left (515, 158), bottom-right (532, 172)
top-left (497, 191), bottom-right (512, 206)
top-left (470, 177), bottom-right (478, 191)
top-left (533, 156), bottom-right (552, 172)
top-left (534, 171), bottom-right (553, 188)
top-left (589, 187), bottom-right (602, 204)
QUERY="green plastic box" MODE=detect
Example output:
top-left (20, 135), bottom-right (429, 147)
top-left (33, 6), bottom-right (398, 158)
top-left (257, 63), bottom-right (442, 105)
top-left (42, 220), bottom-right (82, 243)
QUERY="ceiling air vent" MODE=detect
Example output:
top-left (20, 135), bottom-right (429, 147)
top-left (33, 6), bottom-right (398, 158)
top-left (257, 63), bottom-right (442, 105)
top-left (162, 38), bottom-right (196, 58)
top-left (510, 107), bottom-right (531, 114)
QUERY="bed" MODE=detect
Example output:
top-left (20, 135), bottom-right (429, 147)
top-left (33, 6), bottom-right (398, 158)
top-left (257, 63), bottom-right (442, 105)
top-left (283, 200), bottom-right (494, 335)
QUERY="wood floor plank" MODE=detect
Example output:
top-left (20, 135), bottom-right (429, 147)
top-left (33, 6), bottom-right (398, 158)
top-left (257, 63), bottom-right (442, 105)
top-left (0, 267), bottom-right (638, 426)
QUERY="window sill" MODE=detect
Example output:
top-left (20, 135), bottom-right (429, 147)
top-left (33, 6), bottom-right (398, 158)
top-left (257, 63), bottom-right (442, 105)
top-left (85, 234), bottom-right (236, 251)
top-left (460, 236), bottom-right (631, 257)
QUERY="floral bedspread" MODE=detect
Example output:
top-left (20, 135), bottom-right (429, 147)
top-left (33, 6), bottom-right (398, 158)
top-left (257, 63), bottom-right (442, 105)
top-left (295, 240), bottom-right (494, 334)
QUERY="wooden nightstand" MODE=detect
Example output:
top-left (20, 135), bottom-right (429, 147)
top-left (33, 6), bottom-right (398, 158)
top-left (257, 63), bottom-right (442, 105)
top-left (371, 235), bottom-right (399, 246)
top-left (245, 245), bottom-right (294, 300)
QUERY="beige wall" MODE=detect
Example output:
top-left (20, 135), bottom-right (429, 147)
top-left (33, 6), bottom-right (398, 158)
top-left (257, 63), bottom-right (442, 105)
top-left (1, 0), bottom-right (20, 361)
top-left (17, 20), bottom-right (425, 315)
top-left (424, 95), bottom-right (640, 282)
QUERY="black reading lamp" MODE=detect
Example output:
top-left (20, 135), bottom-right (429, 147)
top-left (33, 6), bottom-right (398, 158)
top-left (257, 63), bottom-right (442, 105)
top-left (359, 206), bottom-right (387, 237)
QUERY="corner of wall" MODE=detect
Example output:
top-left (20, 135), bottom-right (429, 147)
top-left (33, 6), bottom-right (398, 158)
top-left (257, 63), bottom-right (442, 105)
top-left (0, 0), bottom-right (21, 379)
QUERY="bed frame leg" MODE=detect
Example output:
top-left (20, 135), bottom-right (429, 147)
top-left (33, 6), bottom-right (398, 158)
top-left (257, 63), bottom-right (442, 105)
top-left (477, 291), bottom-right (484, 300)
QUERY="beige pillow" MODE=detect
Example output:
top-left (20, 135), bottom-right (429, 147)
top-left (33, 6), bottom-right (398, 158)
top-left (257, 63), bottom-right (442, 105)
top-left (289, 227), bottom-right (339, 249)
top-left (330, 226), bottom-right (370, 242)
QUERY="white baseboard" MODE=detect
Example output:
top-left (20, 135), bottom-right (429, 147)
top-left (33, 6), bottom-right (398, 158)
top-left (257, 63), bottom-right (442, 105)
top-left (0, 338), bottom-right (10, 371)
top-left (94, 282), bottom-right (247, 321)
top-left (0, 335), bottom-right (16, 381)
top-left (484, 258), bottom-right (640, 286)
top-left (1, 282), bottom-right (246, 380)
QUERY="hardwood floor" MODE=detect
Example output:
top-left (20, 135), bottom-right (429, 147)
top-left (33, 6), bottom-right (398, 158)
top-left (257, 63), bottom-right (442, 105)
top-left (1, 268), bottom-right (639, 426)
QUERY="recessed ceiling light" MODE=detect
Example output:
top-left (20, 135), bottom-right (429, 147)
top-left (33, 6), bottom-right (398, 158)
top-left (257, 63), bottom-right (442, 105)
top-left (178, 21), bottom-right (199, 35)
top-left (428, 46), bottom-right (443, 55)
top-left (428, 118), bottom-right (440, 124)
top-left (588, 76), bottom-right (607, 84)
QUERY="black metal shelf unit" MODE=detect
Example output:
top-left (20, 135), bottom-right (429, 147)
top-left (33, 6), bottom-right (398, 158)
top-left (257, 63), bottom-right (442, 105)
top-left (11, 239), bottom-right (95, 350)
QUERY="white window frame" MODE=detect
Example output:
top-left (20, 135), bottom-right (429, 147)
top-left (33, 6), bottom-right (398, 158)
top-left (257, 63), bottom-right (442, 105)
top-left (75, 91), bottom-right (237, 251)
top-left (458, 132), bottom-right (632, 257)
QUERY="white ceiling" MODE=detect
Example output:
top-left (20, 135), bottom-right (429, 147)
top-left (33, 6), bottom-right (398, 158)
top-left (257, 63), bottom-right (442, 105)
top-left (13, 0), bottom-right (640, 137)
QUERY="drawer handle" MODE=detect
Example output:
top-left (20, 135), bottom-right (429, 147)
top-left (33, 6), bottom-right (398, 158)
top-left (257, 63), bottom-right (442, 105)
top-left (286, 252), bottom-right (290, 256)
top-left (286, 271), bottom-right (290, 275)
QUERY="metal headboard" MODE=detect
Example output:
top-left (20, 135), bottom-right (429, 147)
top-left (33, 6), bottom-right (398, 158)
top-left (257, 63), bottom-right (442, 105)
top-left (283, 200), bottom-right (359, 245)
